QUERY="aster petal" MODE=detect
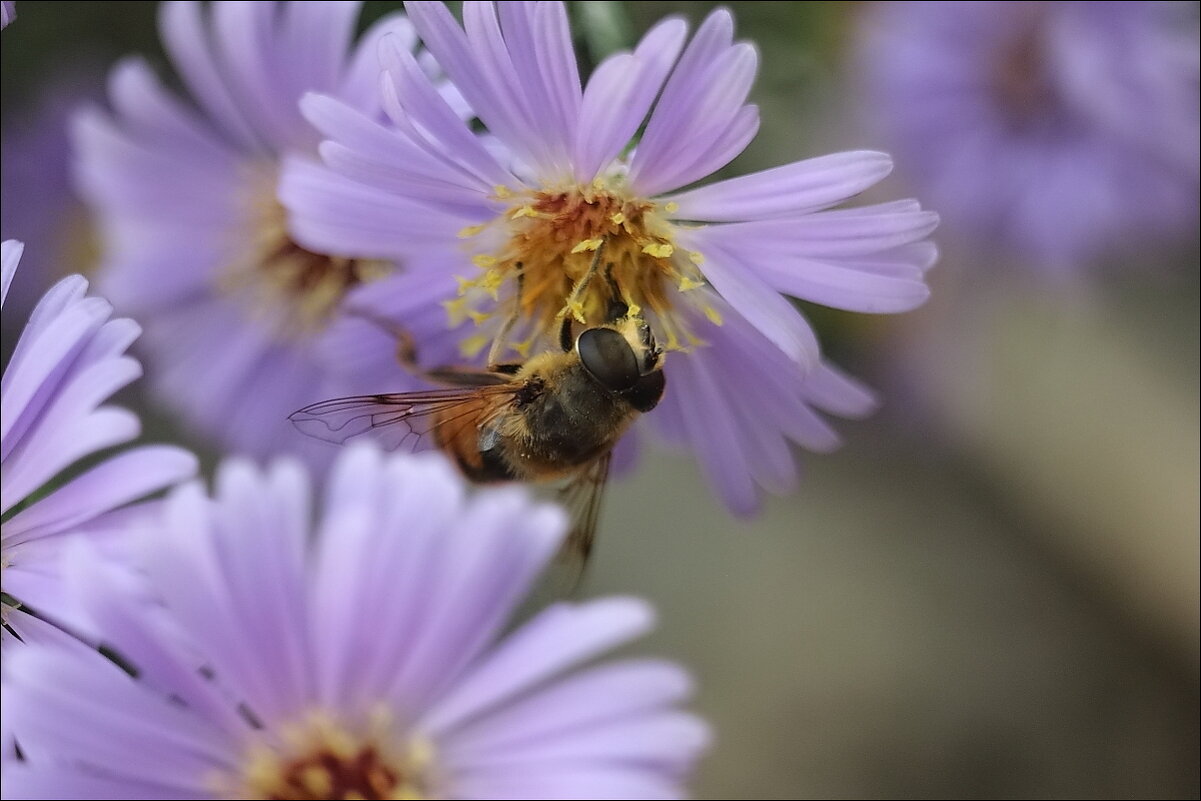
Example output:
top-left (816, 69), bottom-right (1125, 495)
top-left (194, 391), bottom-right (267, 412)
top-left (1, 239), bottom-right (23, 308)
top-left (573, 18), bottom-right (687, 184)
top-left (209, 1), bottom-right (302, 146)
top-left (158, 0), bottom-right (262, 150)
top-left (521, 2), bottom-right (582, 159)
top-left (405, 0), bottom-right (547, 174)
top-left (162, 459), bottom-right (314, 727)
top-left (3, 446), bottom-right (197, 545)
top-left (325, 454), bottom-right (472, 702)
top-left (717, 200), bottom-right (941, 258)
top-left (4, 398), bottom-right (137, 522)
top-left (682, 223), bottom-right (934, 314)
top-left (281, 156), bottom-right (478, 259)
top-left (320, 265), bottom-right (471, 378)
top-left (451, 767), bottom-right (685, 801)
top-left (340, 13), bottom-right (419, 112)
top-left (682, 238), bottom-right (820, 368)
top-left (67, 544), bottom-right (250, 736)
top-left (376, 34), bottom-right (516, 190)
top-left (446, 711), bottom-right (709, 770)
top-left (419, 597), bottom-right (654, 734)
top-left (0, 768), bottom-right (211, 801)
top-left (275, 0), bottom-right (362, 119)
top-left (657, 338), bottom-right (759, 514)
top-left (300, 92), bottom-right (498, 206)
top-left (629, 10), bottom-right (761, 195)
top-left (71, 106), bottom-right (239, 230)
top-left (647, 303), bottom-right (877, 510)
top-left (804, 360), bottom-right (878, 419)
top-left (441, 659), bottom-right (695, 755)
top-left (2, 647), bottom-right (234, 791)
top-left (1, 284), bottom-right (107, 449)
top-left (105, 58), bottom-right (234, 162)
top-left (365, 483), bottom-right (566, 711)
top-left (665, 150), bottom-right (895, 221)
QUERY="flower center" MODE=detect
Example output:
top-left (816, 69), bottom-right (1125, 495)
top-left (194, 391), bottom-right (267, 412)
top-left (222, 166), bottom-right (391, 339)
top-left (452, 180), bottom-right (711, 359)
top-left (227, 713), bottom-right (430, 800)
top-left (991, 9), bottom-right (1057, 127)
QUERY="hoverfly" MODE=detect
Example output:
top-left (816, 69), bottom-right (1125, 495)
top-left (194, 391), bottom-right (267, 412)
top-left (290, 251), bottom-right (665, 568)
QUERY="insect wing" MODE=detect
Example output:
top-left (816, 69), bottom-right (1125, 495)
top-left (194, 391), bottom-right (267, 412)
top-left (557, 450), bottom-right (613, 573)
top-left (289, 386), bottom-right (513, 452)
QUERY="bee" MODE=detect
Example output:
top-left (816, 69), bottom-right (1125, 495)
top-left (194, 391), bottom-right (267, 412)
top-left (289, 292), bottom-right (665, 568)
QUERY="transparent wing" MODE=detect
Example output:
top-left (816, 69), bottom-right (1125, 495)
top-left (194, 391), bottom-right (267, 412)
top-left (555, 450), bottom-right (613, 582)
top-left (289, 385), bottom-right (514, 452)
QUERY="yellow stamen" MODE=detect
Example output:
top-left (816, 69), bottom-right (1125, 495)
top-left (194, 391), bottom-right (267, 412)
top-left (641, 242), bottom-right (674, 258)
top-left (457, 224), bottom-right (486, 239)
top-left (570, 237), bottom-right (604, 254)
top-left (460, 334), bottom-right (490, 358)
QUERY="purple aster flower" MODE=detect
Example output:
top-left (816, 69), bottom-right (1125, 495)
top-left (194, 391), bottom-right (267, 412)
top-left (858, 1), bottom-right (1199, 275)
top-left (1, 445), bottom-right (709, 799)
top-left (0, 2), bottom-right (14, 30)
top-left (1, 67), bottom-right (105, 336)
top-left (282, 2), bottom-right (938, 513)
top-left (72, 1), bottom-right (438, 466)
top-left (1, 241), bottom-right (197, 649)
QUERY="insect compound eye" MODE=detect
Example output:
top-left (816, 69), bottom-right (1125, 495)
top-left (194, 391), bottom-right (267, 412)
top-left (624, 369), bottom-right (666, 413)
top-left (576, 327), bottom-right (641, 392)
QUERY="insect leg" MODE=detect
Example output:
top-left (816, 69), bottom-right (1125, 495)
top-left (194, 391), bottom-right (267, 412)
top-left (560, 238), bottom-right (608, 323)
top-left (342, 305), bottom-right (422, 371)
top-left (602, 264), bottom-right (629, 323)
top-left (487, 265), bottom-right (524, 369)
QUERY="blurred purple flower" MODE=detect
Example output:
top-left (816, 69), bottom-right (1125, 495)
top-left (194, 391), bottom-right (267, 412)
top-left (0, 2), bottom-right (14, 30)
top-left (859, 1), bottom-right (1199, 275)
top-left (72, 1), bottom-right (430, 466)
top-left (1, 241), bottom-right (196, 649)
top-left (1, 68), bottom-right (105, 334)
top-left (1, 445), bottom-right (709, 799)
top-left (282, 1), bottom-right (938, 514)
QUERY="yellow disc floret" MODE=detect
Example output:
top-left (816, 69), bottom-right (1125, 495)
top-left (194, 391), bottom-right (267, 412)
top-left (454, 177), bottom-right (716, 358)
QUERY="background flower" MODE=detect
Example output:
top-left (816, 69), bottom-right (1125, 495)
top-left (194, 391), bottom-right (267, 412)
top-left (857, 0), bottom-right (1199, 276)
top-left (282, 1), bottom-right (938, 513)
top-left (72, 0), bottom-right (430, 466)
top-left (2, 445), bottom-right (708, 799)
top-left (1, 240), bottom-right (196, 648)
top-left (1, 66), bottom-right (104, 341)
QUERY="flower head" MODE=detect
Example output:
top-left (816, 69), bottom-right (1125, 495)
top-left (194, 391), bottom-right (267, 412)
top-left (1, 67), bottom-right (104, 332)
top-left (72, 1), bottom-right (431, 464)
top-left (283, 2), bottom-right (938, 512)
top-left (1, 445), bottom-right (708, 799)
top-left (1, 241), bottom-right (196, 648)
top-left (858, 1), bottom-right (1199, 274)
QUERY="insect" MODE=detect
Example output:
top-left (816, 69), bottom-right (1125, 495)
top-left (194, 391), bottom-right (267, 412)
top-left (289, 275), bottom-right (665, 569)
